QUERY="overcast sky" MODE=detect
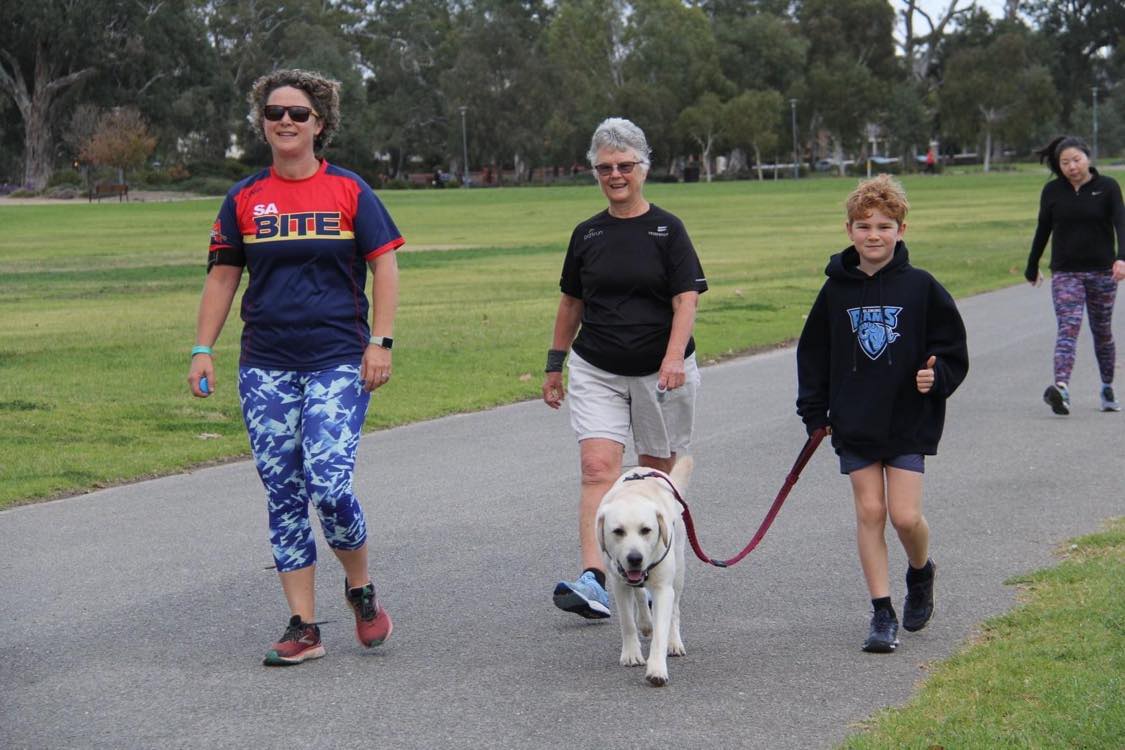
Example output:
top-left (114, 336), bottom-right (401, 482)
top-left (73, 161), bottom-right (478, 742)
top-left (908, 0), bottom-right (1011, 24)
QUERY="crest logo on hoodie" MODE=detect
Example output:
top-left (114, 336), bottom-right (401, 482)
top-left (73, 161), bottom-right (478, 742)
top-left (847, 306), bottom-right (902, 360)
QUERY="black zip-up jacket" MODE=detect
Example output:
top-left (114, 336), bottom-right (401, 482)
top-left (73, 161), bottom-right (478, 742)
top-left (1025, 168), bottom-right (1125, 281)
top-left (796, 242), bottom-right (968, 459)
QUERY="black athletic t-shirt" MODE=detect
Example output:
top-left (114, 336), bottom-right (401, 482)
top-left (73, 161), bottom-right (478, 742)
top-left (560, 204), bottom-right (708, 376)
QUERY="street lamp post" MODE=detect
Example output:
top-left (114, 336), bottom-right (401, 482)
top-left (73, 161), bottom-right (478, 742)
top-left (1091, 87), bottom-right (1099, 161)
top-left (789, 98), bottom-right (799, 179)
top-left (458, 105), bottom-right (470, 188)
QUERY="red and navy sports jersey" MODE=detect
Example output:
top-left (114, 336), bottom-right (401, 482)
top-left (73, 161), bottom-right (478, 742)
top-left (208, 160), bottom-right (404, 371)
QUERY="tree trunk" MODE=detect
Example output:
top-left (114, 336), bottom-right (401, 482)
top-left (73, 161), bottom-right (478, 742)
top-left (754, 144), bottom-right (763, 181)
top-left (23, 101), bottom-right (54, 190)
top-left (835, 140), bottom-right (846, 177)
top-left (983, 129), bottom-right (992, 173)
top-left (0, 45), bottom-right (96, 190)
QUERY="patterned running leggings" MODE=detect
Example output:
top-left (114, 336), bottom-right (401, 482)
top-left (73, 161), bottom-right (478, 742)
top-left (239, 365), bottom-right (370, 573)
top-left (1051, 271), bottom-right (1117, 385)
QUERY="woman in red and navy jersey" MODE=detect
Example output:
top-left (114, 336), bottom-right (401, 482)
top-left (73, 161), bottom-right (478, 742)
top-left (1026, 135), bottom-right (1125, 415)
top-left (188, 69), bottom-right (402, 666)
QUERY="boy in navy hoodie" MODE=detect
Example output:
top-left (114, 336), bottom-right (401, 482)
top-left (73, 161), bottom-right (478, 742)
top-left (796, 175), bottom-right (968, 653)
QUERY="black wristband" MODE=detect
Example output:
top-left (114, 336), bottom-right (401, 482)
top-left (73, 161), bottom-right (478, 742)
top-left (545, 349), bottom-right (567, 373)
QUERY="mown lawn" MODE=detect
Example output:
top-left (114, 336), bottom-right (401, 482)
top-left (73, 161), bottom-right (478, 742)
top-left (0, 172), bottom-right (1043, 505)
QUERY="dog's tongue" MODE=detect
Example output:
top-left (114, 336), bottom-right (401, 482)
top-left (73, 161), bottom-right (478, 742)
top-left (626, 570), bottom-right (645, 584)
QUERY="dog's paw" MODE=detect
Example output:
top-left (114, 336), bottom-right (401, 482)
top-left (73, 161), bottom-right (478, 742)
top-left (645, 668), bottom-right (669, 687)
top-left (620, 645), bottom-right (645, 667)
top-left (639, 623), bottom-right (653, 638)
top-left (667, 640), bottom-right (686, 657)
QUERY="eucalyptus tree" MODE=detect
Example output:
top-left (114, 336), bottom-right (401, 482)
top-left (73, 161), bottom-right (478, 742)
top-left (618, 0), bottom-right (729, 173)
top-left (721, 89), bottom-right (784, 181)
top-left (544, 0), bottom-right (627, 167)
top-left (797, 0), bottom-right (898, 171)
top-left (675, 92), bottom-right (724, 181)
top-left (940, 31), bottom-right (1058, 170)
top-left (0, 1), bottom-right (134, 188)
top-left (440, 0), bottom-right (557, 182)
top-left (708, 5), bottom-right (808, 96)
top-left (1029, 0), bottom-right (1124, 128)
top-left (356, 0), bottom-right (456, 177)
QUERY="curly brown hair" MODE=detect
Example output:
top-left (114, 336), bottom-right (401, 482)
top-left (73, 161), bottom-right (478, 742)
top-left (846, 174), bottom-right (910, 224)
top-left (247, 69), bottom-right (341, 152)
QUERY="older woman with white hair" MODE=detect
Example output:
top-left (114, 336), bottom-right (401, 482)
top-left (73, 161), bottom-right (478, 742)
top-left (543, 117), bottom-right (708, 619)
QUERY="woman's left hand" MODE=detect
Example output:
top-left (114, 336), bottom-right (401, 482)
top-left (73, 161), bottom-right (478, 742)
top-left (1113, 259), bottom-right (1125, 283)
top-left (658, 356), bottom-right (686, 391)
top-left (361, 344), bottom-right (392, 392)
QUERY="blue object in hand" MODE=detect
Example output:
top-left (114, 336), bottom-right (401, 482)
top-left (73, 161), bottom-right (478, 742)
top-left (199, 376), bottom-right (210, 395)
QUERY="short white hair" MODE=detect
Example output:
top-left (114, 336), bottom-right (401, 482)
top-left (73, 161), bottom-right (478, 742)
top-left (587, 117), bottom-right (652, 167)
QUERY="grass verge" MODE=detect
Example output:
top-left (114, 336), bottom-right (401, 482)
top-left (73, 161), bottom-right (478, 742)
top-left (842, 517), bottom-right (1125, 749)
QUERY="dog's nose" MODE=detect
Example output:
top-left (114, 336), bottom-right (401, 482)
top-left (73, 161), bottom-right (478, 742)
top-left (626, 551), bottom-right (643, 568)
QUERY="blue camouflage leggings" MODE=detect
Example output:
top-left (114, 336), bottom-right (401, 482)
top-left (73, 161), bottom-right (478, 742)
top-left (239, 365), bottom-right (370, 573)
top-left (1051, 271), bottom-right (1117, 385)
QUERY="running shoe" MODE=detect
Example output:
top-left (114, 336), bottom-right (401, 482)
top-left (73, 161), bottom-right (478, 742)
top-left (1100, 385), bottom-right (1121, 412)
top-left (552, 571), bottom-right (611, 619)
top-left (345, 580), bottom-right (393, 648)
top-left (903, 560), bottom-right (936, 632)
top-left (862, 609), bottom-right (900, 653)
top-left (263, 614), bottom-right (325, 666)
top-left (1043, 383), bottom-right (1070, 415)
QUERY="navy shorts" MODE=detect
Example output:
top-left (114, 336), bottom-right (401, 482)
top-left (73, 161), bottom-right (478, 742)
top-left (838, 450), bottom-right (925, 475)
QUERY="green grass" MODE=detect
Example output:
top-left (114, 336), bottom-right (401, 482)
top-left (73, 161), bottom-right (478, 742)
top-left (842, 518), bottom-right (1125, 749)
top-left (0, 173), bottom-right (1044, 505)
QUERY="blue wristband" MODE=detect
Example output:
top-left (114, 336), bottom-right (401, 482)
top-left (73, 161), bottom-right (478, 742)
top-left (191, 345), bottom-right (213, 357)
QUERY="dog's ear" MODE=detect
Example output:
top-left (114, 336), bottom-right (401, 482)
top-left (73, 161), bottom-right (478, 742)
top-left (657, 511), bottom-right (670, 549)
top-left (596, 513), bottom-right (607, 554)
top-left (669, 455), bottom-right (694, 493)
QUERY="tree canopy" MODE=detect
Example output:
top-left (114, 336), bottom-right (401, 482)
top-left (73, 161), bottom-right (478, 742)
top-left (1, 0), bottom-right (1120, 189)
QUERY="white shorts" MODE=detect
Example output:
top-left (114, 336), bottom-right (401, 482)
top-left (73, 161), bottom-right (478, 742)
top-left (566, 350), bottom-right (700, 458)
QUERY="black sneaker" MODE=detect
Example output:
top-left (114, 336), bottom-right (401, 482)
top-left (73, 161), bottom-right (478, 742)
top-left (903, 560), bottom-right (936, 632)
top-left (1043, 383), bottom-right (1070, 415)
top-left (862, 609), bottom-right (899, 653)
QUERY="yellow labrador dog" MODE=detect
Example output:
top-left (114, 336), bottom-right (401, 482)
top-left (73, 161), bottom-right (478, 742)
top-left (596, 457), bottom-right (692, 687)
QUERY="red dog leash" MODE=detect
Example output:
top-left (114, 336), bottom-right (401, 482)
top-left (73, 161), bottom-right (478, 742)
top-left (635, 427), bottom-right (828, 568)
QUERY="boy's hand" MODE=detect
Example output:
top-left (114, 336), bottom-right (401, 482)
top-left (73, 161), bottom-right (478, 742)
top-left (916, 355), bottom-right (936, 394)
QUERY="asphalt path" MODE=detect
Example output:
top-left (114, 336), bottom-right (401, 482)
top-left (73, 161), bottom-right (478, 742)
top-left (2, 282), bottom-right (1121, 749)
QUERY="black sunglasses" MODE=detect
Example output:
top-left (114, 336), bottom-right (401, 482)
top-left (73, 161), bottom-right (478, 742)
top-left (594, 161), bottom-right (642, 176)
top-left (262, 105), bottom-right (319, 123)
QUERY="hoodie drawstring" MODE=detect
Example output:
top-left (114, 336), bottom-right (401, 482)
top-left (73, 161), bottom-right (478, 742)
top-left (879, 273), bottom-right (892, 366)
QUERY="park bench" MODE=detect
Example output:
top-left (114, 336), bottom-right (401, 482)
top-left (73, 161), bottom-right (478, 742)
top-left (89, 183), bottom-right (129, 202)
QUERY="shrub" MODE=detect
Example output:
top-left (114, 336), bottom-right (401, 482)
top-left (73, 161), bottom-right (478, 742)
top-left (44, 185), bottom-right (80, 199)
top-left (48, 169), bottom-right (83, 188)
top-left (7, 188), bottom-right (41, 198)
top-left (179, 176), bottom-right (235, 195)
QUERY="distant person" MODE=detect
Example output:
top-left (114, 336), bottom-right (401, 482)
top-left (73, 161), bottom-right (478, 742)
top-left (796, 175), bottom-right (969, 653)
top-left (1025, 135), bottom-right (1125, 415)
top-left (924, 146), bottom-right (936, 175)
top-left (188, 69), bottom-right (403, 666)
top-left (542, 117), bottom-right (707, 619)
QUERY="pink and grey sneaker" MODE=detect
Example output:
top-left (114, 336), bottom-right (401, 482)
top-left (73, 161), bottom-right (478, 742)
top-left (263, 614), bottom-right (325, 666)
top-left (345, 580), bottom-right (393, 648)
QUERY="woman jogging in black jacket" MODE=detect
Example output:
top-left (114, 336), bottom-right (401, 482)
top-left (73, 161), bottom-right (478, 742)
top-left (1026, 135), bottom-right (1125, 415)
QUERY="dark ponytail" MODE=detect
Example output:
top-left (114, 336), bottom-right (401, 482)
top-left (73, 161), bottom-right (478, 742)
top-left (1035, 135), bottom-right (1090, 178)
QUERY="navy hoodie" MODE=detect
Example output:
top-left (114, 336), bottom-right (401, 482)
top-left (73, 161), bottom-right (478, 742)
top-left (796, 242), bottom-right (968, 459)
